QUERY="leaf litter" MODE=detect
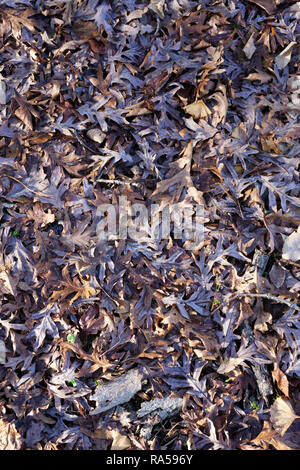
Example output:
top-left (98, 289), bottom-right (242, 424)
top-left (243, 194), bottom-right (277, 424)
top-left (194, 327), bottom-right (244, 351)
top-left (0, 0), bottom-right (299, 450)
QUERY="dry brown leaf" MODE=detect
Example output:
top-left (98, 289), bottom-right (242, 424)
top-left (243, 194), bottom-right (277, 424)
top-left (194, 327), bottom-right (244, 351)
top-left (217, 357), bottom-right (243, 374)
top-left (246, 71), bottom-right (273, 83)
top-left (184, 100), bottom-right (212, 119)
top-left (15, 106), bottom-right (34, 130)
top-left (0, 418), bottom-right (22, 450)
top-left (0, 80), bottom-right (6, 105)
top-left (243, 33), bottom-right (256, 59)
top-left (209, 84), bottom-right (228, 126)
top-left (0, 340), bottom-right (6, 365)
top-left (275, 42), bottom-right (296, 70)
top-left (26, 204), bottom-right (55, 229)
top-left (248, 0), bottom-right (277, 14)
top-left (282, 226), bottom-right (300, 262)
top-left (111, 431), bottom-right (131, 450)
top-left (231, 122), bottom-right (247, 140)
top-left (269, 263), bottom-right (286, 289)
top-left (125, 102), bottom-right (152, 117)
top-left (251, 421), bottom-right (296, 450)
top-left (50, 266), bottom-right (97, 305)
top-left (270, 398), bottom-right (298, 436)
top-left (14, 96), bottom-right (40, 131)
top-left (272, 366), bottom-right (289, 397)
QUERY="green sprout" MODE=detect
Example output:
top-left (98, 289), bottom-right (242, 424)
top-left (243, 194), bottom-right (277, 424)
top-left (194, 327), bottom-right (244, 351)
top-left (249, 399), bottom-right (259, 410)
top-left (215, 276), bottom-right (221, 292)
top-left (67, 333), bottom-right (76, 344)
top-left (66, 379), bottom-right (77, 387)
top-left (12, 230), bottom-right (19, 237)
top-left (211, 297), bottom-right (221, 311)
top-left (94, 380), bottom-right (100, 386)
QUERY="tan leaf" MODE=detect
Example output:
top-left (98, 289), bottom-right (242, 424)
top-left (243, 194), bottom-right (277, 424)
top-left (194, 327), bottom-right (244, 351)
top-left (14, 96), bottom-right (40, 131)
top-left (270, 398), bottom-right (298, 436)
top-left (251, 421), bottom-right (296, 450)
top-left (243, 33), bottom-right (256, 59)
top-left (248, 0), bottom-right (277, 14)
top-left (2, 7), bottom-right (39, 41)
top-left (231, 122), bottom-right (247, 140)
top-left (275, 42), bottom-right (296, 71)
top-left (0, 340), bottom-right (6, 365)
top-left (261, 137), bottom-right (281, 153)
top-left (282, 226), bottom-right (300, 262)
top-left (111, 431), bottom-right (131, 450)
top-left (15, 105), bottom-right (33, 130)
top-left (250, 421), bottom-right (278, 449)
top-left (210, 84), bottom-right (228, 126)
top-left (184, 100), bottom-right (212, 119)
top-left (217, 357), bottom-right (243, 374)
top-left (0, 418), bottom-right (22, 450)
top-left (149, 0), bottom-right (166, 19)
top-left (26, 204), bottom-right (55, 229)
top-left (0, 80), bottom-right (6, 105)
top-left (125, 102), bottom-right (152, 117)
top-left (0, 255), bottom-right (16, 296)
top-left (246, 71), bottom-right (273, 83)
top-left (50, 266), bottom-right (97, 305)
top-left (272, 366), bottom-right (289, 397)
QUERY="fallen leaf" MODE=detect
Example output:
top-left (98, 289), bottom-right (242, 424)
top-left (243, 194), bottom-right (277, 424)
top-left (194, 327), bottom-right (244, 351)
top-left (149, 0), bottom-right (166, 19)
top-left (111, 431), bottom-right (131, 450)
top-left (246, 71), bottom-right (273, 83)
top-left (248, 0), bottom-right (277, 14)
top-left (0, 340), bottom-right (6, 365)
top-left (0, 80), bottom-right (6, 105)
top-left (275, 42), bottom-right (297, 70)
top-left (272, 366), bottom-right (289, 397)
top-left (14, 95), bottom-right (40, 131)
top-left (243, 33), bottom-right (256, 59)
top-left (0, 418), bottom-right (22, 450)
top-left (217, 357), bottom-right (243, 374)
top-left (184, 100), bottom-right (212, 119)
top-left (270, 398), bottom-right (298, 436)
top-left (250, 420), bottom-right (296, 450)
top-left (269, 263), bottom-right (286, 288)
top-left (282, 226), bottom-right (300, 261)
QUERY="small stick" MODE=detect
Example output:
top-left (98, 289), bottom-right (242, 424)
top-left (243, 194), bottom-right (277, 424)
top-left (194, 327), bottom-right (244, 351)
top-left (96, 177), bottom-right (159, 187)
top-left (96, 178), bottom-right (141, 187)
top-left (2, 174), bottom-right (55, 199)
top-left (238, 293), bottom-right (300, 310)
top-left (212, 292), bottom-right (300, 313)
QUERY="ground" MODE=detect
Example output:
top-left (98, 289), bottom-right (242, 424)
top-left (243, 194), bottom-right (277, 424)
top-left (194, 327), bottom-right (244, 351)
top-left (0, 0), bottom-right (299, 450)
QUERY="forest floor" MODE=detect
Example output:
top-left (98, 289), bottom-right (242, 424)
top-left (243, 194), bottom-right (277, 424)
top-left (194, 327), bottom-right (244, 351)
top-left (0, 0), bottom-right (300, 450)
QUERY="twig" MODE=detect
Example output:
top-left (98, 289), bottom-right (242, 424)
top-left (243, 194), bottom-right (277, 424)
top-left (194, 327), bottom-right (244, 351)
top-left (96, 177), bottom-right (159, 187)
top-left (212, 292), bottom-right (300, 313)
top-left (96, 178), bottom-right (141, 187)
top-left (237, 293), bottom-right (300, 311)
top-left (2, 174), bottom-right (55, 199)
